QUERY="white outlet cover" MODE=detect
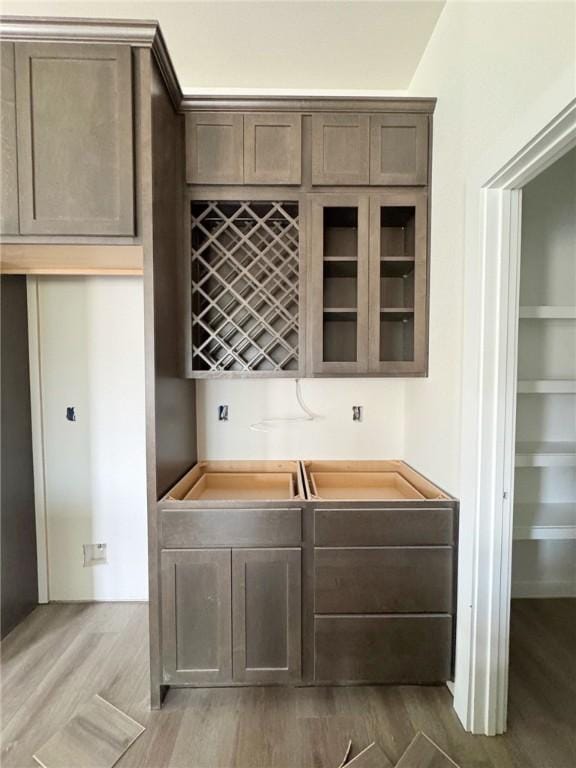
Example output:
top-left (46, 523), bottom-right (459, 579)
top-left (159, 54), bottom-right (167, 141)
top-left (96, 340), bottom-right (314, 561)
top-left (83, 543), bottom-right (107, 567)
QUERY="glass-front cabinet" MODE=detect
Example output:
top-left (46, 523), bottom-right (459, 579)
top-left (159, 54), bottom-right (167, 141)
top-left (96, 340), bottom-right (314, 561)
top-left (310, 190), bottom-right (428, 375)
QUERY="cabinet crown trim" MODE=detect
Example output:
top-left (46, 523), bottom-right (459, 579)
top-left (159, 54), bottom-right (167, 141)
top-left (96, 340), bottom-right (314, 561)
top-left (0, 16), bottom-right (436, 116)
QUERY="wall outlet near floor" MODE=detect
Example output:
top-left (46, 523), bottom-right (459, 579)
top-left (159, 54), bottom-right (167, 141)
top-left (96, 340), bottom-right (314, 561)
top-left (218, 404), bottom-right (229, 421)
top-left (83, 543), bottom-right (107, 567)
top-left (352, 405), bottom-right (363, 422)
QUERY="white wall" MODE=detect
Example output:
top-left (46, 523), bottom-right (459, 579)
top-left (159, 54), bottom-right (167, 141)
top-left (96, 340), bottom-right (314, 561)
top-left (32, 277), bottom-right (147, 601)
top-left (1, 0), bottom-right (444, 92)
top-left (197, 379), bottom-right (405, 460)
top-left (405, 0), bottom-right (576, 494)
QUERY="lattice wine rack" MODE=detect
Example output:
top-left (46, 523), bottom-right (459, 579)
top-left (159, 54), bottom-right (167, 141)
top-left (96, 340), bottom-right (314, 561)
top-left (190, 201), bottom-right (300, 374)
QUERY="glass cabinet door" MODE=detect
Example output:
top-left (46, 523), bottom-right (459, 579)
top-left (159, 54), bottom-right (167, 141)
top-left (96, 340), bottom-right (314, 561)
top-left (310, 195), bottom-right (369, 374)
top-left (368, 191), bottom-right (428, 375)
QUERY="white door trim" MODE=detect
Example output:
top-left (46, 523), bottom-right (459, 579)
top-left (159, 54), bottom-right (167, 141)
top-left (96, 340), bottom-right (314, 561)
top-left (455, 98), bottom-right (576, 735)
top-left (26, 276), bottom-right (49, 603)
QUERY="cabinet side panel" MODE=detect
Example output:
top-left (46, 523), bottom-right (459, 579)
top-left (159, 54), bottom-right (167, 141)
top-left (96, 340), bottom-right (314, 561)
top-left (1, 276), bottom-right (38, 637)
top-left (151, 61), bottom-right (197, 497)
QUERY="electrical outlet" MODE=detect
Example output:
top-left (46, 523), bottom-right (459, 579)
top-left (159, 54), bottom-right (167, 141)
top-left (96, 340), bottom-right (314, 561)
top-left (218, 405), bottom-right (229, 421)
top-left (352, 405), bottom-right (363, 422)
top-left (83, 543), bottom-right (107, 567)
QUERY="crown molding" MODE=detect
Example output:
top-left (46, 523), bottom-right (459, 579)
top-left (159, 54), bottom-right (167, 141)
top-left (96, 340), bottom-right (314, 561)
top-left (0, 16), bottom-right (435, 115)
top-left (179, 95), bottom-right (436, 113)
top-left (0, 15), bottom-right (182, 109)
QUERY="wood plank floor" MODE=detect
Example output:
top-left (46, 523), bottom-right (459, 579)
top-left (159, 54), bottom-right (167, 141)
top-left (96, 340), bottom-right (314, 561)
top-left (1, 599), bottom-right (574, 767)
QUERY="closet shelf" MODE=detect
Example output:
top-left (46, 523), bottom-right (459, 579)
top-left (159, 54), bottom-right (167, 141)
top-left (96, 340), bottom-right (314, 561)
top-left (519, 306), bottom-right (576, 319)
top-left (515, 442), bottom-right (576, 467)
top-left (517, 379), bottom-right (576, 394)
top-left (513, 502), bottom-right (576, 540)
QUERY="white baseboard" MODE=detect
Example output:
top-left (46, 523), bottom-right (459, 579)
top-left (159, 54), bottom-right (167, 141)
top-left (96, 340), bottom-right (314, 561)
top-left (512, 580), bottom-right (576, 598)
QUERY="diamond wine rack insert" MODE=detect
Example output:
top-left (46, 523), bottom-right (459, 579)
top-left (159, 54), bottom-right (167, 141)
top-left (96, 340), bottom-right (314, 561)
top-left (190, 201), bottom-right (300, 373)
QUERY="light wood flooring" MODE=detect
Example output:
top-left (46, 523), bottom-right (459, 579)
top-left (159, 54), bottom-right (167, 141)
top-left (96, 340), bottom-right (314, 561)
top-left (1, 599), bottom-right (575, 767)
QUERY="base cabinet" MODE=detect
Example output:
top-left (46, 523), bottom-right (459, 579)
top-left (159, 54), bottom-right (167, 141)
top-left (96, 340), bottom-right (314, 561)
top-left (161, 547), bottom-right (301, 685)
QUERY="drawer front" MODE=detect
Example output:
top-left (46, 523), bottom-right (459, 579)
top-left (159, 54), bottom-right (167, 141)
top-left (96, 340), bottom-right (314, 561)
top-left (314, 507), bottom-right (453, 546)
top-left (314, 615), bottom-right (452, 683)
top-left (161, 507), bottom-right (301, 548)
top-left (314, 547), bottom-right (453, 614)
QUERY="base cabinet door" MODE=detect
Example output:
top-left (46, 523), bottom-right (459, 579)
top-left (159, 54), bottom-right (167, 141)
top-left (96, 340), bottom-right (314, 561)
top-left (15, 42), bottom-right (134, 236)
top-left (232, 548), bottom-right (301, 683)
top-left (161, 549), bottom-right (232, 685)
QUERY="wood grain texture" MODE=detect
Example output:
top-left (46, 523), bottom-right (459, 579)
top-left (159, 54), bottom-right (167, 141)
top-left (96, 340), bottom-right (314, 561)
top-left (232, 548), bottom-right (301, 683)
top-left (15, 42), bottom-right (134, 236)
top-left (0, 276), bottom-right (37, 638)
top-left (370, 114), bottom-right (429, 186)
top-left (161, 549), bottom-right (232, 685)
top-left (314, 507), bottom-right (454, 547)
top-left (33, 694), bottom-right (144, 768)
top-left (186, 112), bottom-right (243, 184)
top-left (312, 114), bottom-right (370, 185)
top-left (1, 43), bottom-right (19, 235)
top-left (344, 741), bottom-right (394, 768)
top-left (161, 507), bottom-right (302, 548)
top-left (0, 244), bottom-right (143, 274)
top-left (314, 615), bottom-right (453, 684)
top-left (1, 600), bottom-right (575, 767)
top-left (395, 732), bottom-right (460, 767)
top-left (314, 547), bottom-right (453, 614)
top-left (244, 113), bottom-right (302, 184)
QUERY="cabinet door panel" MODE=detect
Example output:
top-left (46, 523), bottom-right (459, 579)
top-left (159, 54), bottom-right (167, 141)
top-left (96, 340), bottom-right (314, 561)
top-left (370, 114), bottom-right (429, 185)
top-left (186, 112), bottom-right (243, 184)
top-left (314, 546), bottom-right (453, 613)
top-left (244, 113), bottom-right (301, 184)
top-left (1, 43), bottom-right (19, 234)
top-left (15, 43), bottom-right (134, 236)
top-left (310, 194), bottom-right (369, 374)
top-left (232, 548), bottom-right (301, 683)
top-left (312, 114), bottom-right (369, 185)
top-left (368, 190), bottom-right (428, 375)
top-left (162, 549), bottom-right (232, 684)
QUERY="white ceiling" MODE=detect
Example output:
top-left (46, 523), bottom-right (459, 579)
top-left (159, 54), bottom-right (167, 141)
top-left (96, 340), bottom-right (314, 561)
top-left (1, 1), bottom-right (446, 92)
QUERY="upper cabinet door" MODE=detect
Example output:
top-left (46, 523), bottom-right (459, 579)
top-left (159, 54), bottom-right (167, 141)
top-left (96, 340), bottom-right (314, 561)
top-left (186, 112), bottom-right (243, 184)
top-left (368, 190), bottom-right (428, 375)
top-left (310, 194), bottom-right (370, 374)
top-left (312, 114), bottom-right (370, 185)
top-left (15, 43), bottom-right (134, 236)
top-left (244, 113), bottom-right (301, 184)
top-left (370, 114), bottom-right (429, 186)
top-left (1, 43), bottom-right (19, 235)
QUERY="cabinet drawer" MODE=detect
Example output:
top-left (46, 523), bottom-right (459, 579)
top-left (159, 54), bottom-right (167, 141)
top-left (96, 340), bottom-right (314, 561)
top-left (314, 615), bottom-right (452, 683)
top-left (314, 507), bottom-right (453, 546)
top-left (161, 507), bottom-right (301, 548)
top-left (314, 547), bottom-right (452, 614)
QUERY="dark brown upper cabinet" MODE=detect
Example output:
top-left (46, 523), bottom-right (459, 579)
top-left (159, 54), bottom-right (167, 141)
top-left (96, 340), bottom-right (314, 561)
top-left (15, 42), bottom-right (134, 236)
top-left (311, 190), bottom-right (428, 376)
top-left (312, 114), bottom-right (370, 185)
top-left (310, 194), bottom-right (370, 374)
top-left (368, 190), bottom-right (428, 375)
top-left (244, 113), bottom-right (301, 184)
top-left (186, 112), bottom-right (244, 184)
top-left (370, 114), bottom-right (429, 185)
top-left (1, 43), bottom-right (19, 235)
